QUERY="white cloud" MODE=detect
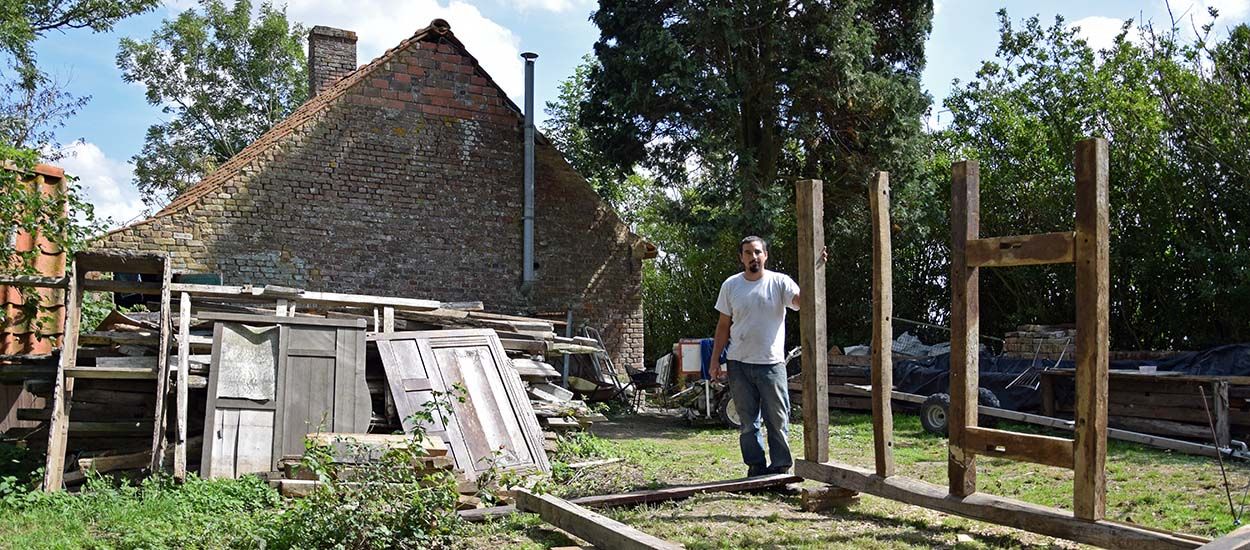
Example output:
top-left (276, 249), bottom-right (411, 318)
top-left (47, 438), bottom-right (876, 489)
top-left (55, 141), bottom-right (149, 229)
top-left (282, 0), bottom-right (525, 101)
top-left (1068, 16), bottom-right (1135, 52)
top-left (509, 0), bottom-right (590, 13)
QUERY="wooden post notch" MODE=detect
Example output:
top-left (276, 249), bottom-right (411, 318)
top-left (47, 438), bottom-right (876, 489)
top-left (796, 178), bottom-right (829, 463)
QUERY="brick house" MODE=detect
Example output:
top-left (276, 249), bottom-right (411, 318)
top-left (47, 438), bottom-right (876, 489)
top-left (94, 19), bottom-right (652, 369)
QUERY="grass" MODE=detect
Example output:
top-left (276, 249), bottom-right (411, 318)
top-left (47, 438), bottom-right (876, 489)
top-left (460, 411), bottom-right (1248, 549)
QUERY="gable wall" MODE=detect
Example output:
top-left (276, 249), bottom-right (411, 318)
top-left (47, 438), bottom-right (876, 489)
top-left (96, 36), bottom-right (644, 370)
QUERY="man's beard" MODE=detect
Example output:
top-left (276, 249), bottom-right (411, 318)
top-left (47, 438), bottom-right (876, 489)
top-left (748, 262), bottom-right (761, 273)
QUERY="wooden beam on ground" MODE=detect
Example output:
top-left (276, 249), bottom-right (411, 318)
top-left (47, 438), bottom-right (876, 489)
top-left (963, 426), bottom-right (1074, 469)
top-left (514, 488), bottom-right (685, 550)
top-left (1074, 137), bottom-right (1110, 521)
top-left (174, 291), bottom-right (190, 481)
top-left (949, 160), bottom-right (980, 497)
top-left (149, 257), bottom-right (173, 474)
top-left (795, 460), bottom-right (1205, 550)
top-left (796, 178), bottom-right (829, 462)
top-left (460, 474), bottom-right (802, 522)
top-left (1197, 523), bottom-right (1250, 549)
top-left (43, 262), bottom-right (82, 492)
top-left (965, 232), bottom-right (1076, 268)
top-left (869, 171), bottom-right (894, 477)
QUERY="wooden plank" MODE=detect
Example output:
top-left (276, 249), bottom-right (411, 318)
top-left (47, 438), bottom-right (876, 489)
top-left (197, 311), bottom-right (367, 328)
top-left (383, 306), bottom-right (395, 333)
top-left (965, 232), bottom-right (1076, 268)
top-left (460, 474), bottom-right (801, 522)
top-left (167, 283), bottom-right (440, 310)
top-left (0, 274), bottom-right (69, 288)
top-left (42, 262), bottom-right (81, 492)
top-left (514, 488), bottom-right (685, 550)
top-left (174, 292), bottom-right (190, 481)
top-left (1197, 523), bottom-right (1250, 549)
top-left (63, 367), bottom-right (157, 379)
top-left (870, 171), bottom-right (895, 477)
top-left (949, 159), bottom-right (980, 497)
top-left (149, 257), bottom-right (173, 473)
top-left (1041, 375), bottom-right (1056, 416)
top-left (963, 426), bottom-right (1074, 469)
top-left (796, 178), bottom-right (829, 463)
top-left (1074, 137), bottom-right (1110, 521)
top-left (81, 279), bottom-right (164, 295)
top-left (1213, 381), bottom-right (1231, 448)
top-left (795, 460), bottom-right (1204, 550)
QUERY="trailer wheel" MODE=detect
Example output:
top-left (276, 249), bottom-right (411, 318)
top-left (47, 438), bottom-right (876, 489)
top-left (920, 393), bottom-right (950, 436)
top-left (920, 389), bottom-right (1002, 436)
top-left (717, 392), bottom-right (742, 430)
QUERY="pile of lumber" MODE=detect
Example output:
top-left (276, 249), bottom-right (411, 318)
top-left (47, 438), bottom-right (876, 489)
top-left (1041, 369), bottom-right (1248, 446)
top-left (520, 369), bottom-right (608, 430)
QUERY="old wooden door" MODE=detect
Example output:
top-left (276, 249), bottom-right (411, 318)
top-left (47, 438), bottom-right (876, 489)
top-left (201, 313), bottom-right (368, 479)
top-left (371, 329), bottom-right (549, 481)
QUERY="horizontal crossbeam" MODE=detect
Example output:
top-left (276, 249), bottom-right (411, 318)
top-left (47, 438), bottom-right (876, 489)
top-left (795, 459), bottom-right (1205, 549)
top-left (966, 231), bottom-right (1075, 268)
top-left (964, 426), bottom-right (1074, 469)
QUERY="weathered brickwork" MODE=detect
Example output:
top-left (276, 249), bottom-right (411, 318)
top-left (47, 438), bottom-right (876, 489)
top-left (308, 26), bottom-right (357, 96)
top-left (95, 27), bottom-right (646, 370)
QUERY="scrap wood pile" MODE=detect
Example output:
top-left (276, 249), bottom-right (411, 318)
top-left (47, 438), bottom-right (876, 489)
top-left (1, 273), bottom-right (621, 502)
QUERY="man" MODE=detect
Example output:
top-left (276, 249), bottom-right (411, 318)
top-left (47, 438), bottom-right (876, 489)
top-left (710, 235), bottom-right (822, 477)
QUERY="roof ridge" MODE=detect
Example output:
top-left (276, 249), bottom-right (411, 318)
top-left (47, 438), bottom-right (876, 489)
top-left (104, 21), bottom-right (445, 236)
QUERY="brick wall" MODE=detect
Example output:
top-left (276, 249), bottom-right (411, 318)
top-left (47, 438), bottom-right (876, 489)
top-left (95, 31), bottom-right (645, 369)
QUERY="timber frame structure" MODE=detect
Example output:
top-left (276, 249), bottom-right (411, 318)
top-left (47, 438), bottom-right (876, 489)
top-left (793, 139), bottom-right (1211, 549)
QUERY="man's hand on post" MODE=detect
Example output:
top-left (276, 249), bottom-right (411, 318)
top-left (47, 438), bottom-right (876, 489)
top-left (821, 245), bottom-right (828, 263)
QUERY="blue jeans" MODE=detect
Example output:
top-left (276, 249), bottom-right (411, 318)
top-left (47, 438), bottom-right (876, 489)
top-left (727, 360), bottom-right (792, 475)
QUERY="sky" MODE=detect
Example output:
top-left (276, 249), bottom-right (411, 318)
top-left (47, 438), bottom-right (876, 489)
top-left (28, 0), bottom-right (1250, 229)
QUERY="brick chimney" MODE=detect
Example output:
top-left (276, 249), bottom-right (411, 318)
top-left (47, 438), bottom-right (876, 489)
top-left (308, 26), bottom-right (357, 97)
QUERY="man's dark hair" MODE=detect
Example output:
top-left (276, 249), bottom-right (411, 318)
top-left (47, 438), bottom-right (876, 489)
top-left (740, 235), bottom-right (768, 253)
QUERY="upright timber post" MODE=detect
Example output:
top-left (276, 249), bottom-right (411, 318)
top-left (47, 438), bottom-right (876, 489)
top-left (1073, 137), bottom-right (1109, 521)
top-left (949, 160), bottom-right (980, 497)
top-left (43, 260), bottom-right (83, 491)
top-left (173, 291), bottom-right (191, 481)
top-left (870, 172), bottom-right (895, 477)
top-left (149, 256), bottom-right (173, 473)
top-left (796, 178), bottom-right (829, 462)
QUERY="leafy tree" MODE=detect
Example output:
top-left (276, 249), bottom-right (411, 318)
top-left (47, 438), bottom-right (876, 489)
top-left (923, 8), bottom-right (1250, 349)
top-left (583, 0), bottom-right (933, 354)
top-left (118, 0), bottom-right (307, 207)
top-left (582, 0), bottom-right (932, 235)
top-left (1, 0), bottom-right (159, 153)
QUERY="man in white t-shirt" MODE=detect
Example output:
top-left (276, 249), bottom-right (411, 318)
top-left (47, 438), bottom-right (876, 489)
top-left (710, 235), bottom-right (820, 477)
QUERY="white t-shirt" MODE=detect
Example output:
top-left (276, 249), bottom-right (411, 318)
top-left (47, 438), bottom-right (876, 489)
top-left (714, 270), bottom-right (800, 364)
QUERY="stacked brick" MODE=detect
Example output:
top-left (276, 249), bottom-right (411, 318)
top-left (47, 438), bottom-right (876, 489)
top-left (1003, 324), bottom-right (1076, 360)
top-left (93, 21), bottom-right (647, 371)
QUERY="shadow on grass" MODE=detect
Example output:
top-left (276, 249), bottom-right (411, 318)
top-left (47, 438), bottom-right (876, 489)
top-left (644, 497), bottom-right (1048, 550)
top-left (592, 413), bottom-right (732, 441)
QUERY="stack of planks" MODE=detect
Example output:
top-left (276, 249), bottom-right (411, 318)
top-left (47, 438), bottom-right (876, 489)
top-left (1041, 369), bottom-right (1245, 446)
top-left (1002, 324), bottom-right (1076, 360)
top-left (519, 364), bottom-right (609, 430)
top-left (786, 352), bottom-right (924, 412)
top-left (9, 309), bottom-right (210, 486)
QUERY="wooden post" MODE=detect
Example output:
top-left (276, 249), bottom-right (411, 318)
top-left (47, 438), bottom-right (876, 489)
top-left (149, 257), bottom-right (174, 473)
top-left (1073, 137), bottom-right (1109, 521)
top-left (276, 299), bottom-right (288, 317)
top-left (870, 172), bottom-right (895, 477)
top-left (173, 291), bottom-right (191, 481)
top-left (43, 261), bottom-right (82, 491)
top-left (1040, 375), bottom-right (1056, 417)
top-left (949, 160), bottom-right (980, 497)
top-left (383, 306), bottom-right (395, 333)
top-left (796, 179), bottom-right (829, 463)
top-left (1213, 381), bottom-right (1230, 448)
